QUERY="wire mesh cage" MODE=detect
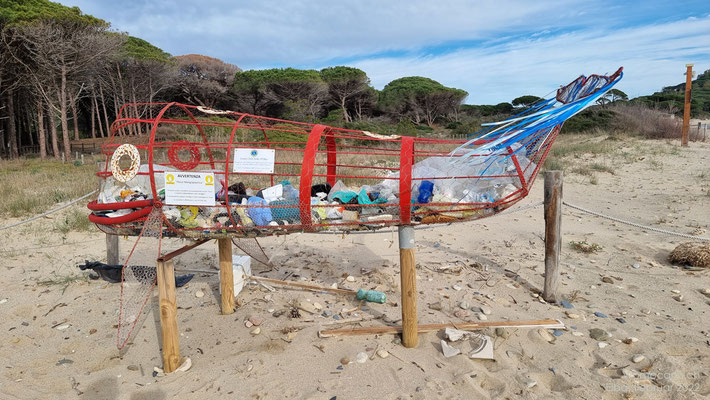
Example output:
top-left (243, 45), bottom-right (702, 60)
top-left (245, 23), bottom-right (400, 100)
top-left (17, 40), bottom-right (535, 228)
top-left (88, 68), bottom-right (622, 239)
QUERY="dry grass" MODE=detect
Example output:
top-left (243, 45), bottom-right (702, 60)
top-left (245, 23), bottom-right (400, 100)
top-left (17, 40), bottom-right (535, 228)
top-left (668, 242), bottom-right (710, 269)
top-left (611, 103), bottom-right (688, 140)
top-left (0, 158), bottom-right (99, 218)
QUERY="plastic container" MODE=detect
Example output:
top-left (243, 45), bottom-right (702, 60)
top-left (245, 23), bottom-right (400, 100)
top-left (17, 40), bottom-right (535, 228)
top-left (219, 255), bottom-right (252, 296)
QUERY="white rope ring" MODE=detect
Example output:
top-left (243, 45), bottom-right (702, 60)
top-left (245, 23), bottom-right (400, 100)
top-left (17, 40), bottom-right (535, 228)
top-left (111, 144), bottom-right (141, 182)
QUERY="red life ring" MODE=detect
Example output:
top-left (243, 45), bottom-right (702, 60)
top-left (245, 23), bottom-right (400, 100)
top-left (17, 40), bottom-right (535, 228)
top-left (168, 141), bottom-right (201, 170)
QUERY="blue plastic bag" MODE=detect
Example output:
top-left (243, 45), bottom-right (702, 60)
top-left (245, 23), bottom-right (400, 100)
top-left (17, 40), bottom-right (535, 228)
top-left (247, 196), bottom-right (272, 226)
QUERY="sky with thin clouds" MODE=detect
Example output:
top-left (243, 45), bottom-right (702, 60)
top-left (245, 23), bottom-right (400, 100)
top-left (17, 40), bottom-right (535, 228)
top-left (58, 0), bottom-right (710, 104)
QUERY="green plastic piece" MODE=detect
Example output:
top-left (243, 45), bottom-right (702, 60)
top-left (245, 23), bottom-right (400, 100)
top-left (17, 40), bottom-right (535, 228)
top-left (356, 289), bottom-right (386, 304)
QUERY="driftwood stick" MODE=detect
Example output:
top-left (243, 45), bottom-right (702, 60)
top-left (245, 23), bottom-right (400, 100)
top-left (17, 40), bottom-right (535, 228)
top-left (248, 275), bottom-right (357, 296)
top-left (318, 319), bottom-right (564, 338)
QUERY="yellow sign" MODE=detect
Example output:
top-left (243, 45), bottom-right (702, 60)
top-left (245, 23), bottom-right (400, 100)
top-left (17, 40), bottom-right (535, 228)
top-left (205, 175), bottom-right (214, 186)
top-left (166, 173), bottom-right (175, 184)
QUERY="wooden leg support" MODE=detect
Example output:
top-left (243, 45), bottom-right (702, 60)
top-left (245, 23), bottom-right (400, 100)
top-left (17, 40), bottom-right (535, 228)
top-left (156, 258), bottom-right (180, 373)
top-left (398, 226), bottom-right (418, 348)
top-left (218, 238), bottom-right (235, 315)
top-left (543, 170), bottom-right (563, 303)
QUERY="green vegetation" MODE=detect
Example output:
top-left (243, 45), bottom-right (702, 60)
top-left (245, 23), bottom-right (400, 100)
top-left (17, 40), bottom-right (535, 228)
top-left (0, 0), bottom-right (106, 26)
top-left (634, 69), bottom-right (710, 117)
top-left (122, 36), bottom-right (172, 62)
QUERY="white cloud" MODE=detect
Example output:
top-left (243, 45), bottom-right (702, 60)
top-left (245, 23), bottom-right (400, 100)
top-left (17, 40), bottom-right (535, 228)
top-left (59, 0), bottom-right (710, 103)
top-left (352, 16), bottom-right (710, 103)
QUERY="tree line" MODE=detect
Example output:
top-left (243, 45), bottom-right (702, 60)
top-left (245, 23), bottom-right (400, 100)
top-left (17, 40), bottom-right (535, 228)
top-left (0, 0), bottom-right (472, 160)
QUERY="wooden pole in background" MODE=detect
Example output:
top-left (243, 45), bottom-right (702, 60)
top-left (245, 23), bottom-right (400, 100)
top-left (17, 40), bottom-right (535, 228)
top-left (97, 161), bottom-right (119, 264)
top-left (156, 258), bottom-right (180, 373)
top-left (218, 238), bottom-right (235, 315)
top-left (543, 171), bottom-right (562, 303)
top-left (681, 64), bottom-right (693, 147)
top-left (398, 225), bottom-right (418, 348)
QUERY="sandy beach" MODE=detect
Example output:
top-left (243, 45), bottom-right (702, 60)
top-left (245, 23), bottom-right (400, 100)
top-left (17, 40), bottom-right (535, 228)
top-left (1, 137), bottom-right (709, 399)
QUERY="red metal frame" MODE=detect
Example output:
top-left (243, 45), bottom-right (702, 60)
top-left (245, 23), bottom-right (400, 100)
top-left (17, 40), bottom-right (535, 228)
top-left (92, 103), bottom-right (564, 237)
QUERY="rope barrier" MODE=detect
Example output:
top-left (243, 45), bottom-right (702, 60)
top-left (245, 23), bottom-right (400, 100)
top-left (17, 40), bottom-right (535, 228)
top-left (562, 201), bottom-right (710, 242)
top-left (0, 190), bottom-right (97, 231)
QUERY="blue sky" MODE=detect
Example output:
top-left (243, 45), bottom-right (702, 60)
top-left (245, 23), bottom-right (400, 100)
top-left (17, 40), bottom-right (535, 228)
top-left (59, 0), bottom-right (710, 104)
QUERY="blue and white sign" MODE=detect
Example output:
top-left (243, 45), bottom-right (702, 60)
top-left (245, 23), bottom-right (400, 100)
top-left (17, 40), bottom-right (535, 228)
top-left (233, 148), bottom-right (276, 174)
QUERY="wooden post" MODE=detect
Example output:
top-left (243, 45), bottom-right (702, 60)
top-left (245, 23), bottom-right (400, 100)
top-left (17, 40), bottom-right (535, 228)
top-left (156, 258), bottom-right (180, 373)
top-left (218, 238), bottom-right (235, 315)
top-left (543, 171), bottom-right (562, 303)
top-left (97, 161), bottom-right (119, 264)
top-left (398, 225), bottom-right (418, 348)
top-left (106, 235), bottom-right (119, 265)
top-left (681, 64), bottom-right (693, 147)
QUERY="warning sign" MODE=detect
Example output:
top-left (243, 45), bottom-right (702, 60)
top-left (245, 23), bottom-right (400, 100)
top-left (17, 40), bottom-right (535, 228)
top-left (164, 172), bottom-right (215, 206)
top-left (233, 148), bottom-right (275, 174)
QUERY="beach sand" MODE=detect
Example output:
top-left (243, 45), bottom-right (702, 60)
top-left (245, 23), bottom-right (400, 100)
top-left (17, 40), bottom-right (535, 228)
top-left (1, 138), bottom-right (708, 399)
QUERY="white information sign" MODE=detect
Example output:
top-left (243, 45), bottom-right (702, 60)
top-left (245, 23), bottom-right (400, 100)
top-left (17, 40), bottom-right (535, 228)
top-left (164, 171), bottom-right (215, 206)
top-left (233, 148), bottom-right (275, 174)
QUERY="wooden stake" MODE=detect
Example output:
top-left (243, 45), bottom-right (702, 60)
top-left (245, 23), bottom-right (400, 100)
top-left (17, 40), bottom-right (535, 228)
top-left (681, 64), bottom-right (693, 147)
top-left (543, 171), bottom-right (562, 303)
top-left (156, 258), bottom-right (180, 373)
top-left (319, 319), bottom-right (565, 338)
top-left (218, 238), bottom-right (235, 315)
top-left (398, 225), bottom-right (418, 348)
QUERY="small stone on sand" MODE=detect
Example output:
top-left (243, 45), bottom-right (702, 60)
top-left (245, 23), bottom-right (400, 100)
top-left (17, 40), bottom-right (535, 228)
top-left (346, 276), bottom-right (355, 282)
top-left (632, 354), bottom-right (645, 363)
top-left (566, 311), bottom-right (580, 319)
top-left (355, 352), bottom-right (368, 363)
top-left (376, 350), bottom-right (389, 359)
top-left (195, 290), bottom-right (204, 298)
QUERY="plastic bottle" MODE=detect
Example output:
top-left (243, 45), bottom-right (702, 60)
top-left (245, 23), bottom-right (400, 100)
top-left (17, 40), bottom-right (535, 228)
top-left (417, 180), bottom-right (434, 203)
top-left (356, 289), bottom-right (386, 304)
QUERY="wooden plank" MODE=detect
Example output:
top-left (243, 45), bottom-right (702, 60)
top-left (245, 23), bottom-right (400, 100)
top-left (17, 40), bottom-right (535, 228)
top-left (399, 226), bottom-right (418, 348)
top-left (218, 238), bottom-right (235, 315)
top-left (319, 319), bottom-right (565, 338)
top-left (543, 171), bottom-right (562, 303)
top-left (161, 239), bottom-right (209, 261)
top-left (156, 259), bottom-right (180, 373)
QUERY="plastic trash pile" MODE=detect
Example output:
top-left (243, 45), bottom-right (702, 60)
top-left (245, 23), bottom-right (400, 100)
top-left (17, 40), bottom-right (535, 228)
top-left (92, 152), bottom-right (534, 232)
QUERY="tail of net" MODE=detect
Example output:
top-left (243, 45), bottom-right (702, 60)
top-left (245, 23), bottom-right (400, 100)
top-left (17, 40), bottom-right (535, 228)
top-left (117, 207), bottom-right (164, 349)
top-left (232, 237), bottom-right (273, 268)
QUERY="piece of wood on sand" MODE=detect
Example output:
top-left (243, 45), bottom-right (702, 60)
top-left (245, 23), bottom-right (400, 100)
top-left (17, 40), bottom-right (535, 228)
top-left (318, 319), bottom-right (565, 338)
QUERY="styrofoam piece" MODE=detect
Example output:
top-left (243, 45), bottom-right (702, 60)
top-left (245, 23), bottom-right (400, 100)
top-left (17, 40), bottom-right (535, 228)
top-left (219, 255), bottom-right (252, 295)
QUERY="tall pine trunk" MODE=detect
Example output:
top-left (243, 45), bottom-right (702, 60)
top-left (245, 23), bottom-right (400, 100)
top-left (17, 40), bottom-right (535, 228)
top-left (59, 67), bottom-right (71, 161)
top-left (49, 105), bottom-right (60, 159)
top-left (6, 89), bottom-right (18, 158)
top-left (99, 81), bottom-right (111, 137)
top-left (37, 100), bottom-right (47, 159)
top-left (71, 93), bottom-right (80, 140)
top-left (93, 94), bottom-right (104, 138)
top-left (90, 95), bottom-right (96, 139)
